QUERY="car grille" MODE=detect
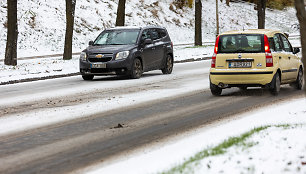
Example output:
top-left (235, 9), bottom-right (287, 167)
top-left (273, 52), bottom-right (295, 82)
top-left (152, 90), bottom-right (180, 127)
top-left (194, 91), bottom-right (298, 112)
top-left (88, 53), bottom-right (113, 63)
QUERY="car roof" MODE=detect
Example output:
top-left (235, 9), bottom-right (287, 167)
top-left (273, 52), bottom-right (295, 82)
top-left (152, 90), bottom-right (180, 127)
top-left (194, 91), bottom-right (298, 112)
top-left (106, 26), bottom-right (166, 31)
top-left (220, 29), bottom-right (283, 37)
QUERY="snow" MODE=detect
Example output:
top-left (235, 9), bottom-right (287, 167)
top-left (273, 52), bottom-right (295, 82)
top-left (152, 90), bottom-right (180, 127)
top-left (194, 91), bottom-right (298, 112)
top-left (0, 0), bottom-right (301, 59)
top-left (83, 97), bottom-right (306, 174)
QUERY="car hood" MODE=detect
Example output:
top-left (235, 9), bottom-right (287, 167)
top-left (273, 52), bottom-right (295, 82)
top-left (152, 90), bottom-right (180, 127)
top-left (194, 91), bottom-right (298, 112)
top-left (84, 44), bottom-right (137, 54)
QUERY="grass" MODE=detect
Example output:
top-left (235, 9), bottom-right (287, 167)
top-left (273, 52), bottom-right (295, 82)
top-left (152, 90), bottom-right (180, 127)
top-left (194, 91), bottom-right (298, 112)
top-left (160, 124), bottom-right (300, 174)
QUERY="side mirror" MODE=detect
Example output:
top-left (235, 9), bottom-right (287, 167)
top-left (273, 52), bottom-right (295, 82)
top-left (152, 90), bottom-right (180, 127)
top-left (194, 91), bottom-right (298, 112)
top-left (144, 38), bottom-right (153, 45)
top-left (293, 47), bottom-right (300, 54)
top-left (89, 41), bottom-right (94, 46)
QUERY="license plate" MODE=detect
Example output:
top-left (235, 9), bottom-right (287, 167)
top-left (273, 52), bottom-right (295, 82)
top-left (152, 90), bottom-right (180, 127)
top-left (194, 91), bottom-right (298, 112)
top-left (91, 63), bottom-right (106, 68)
top-left (229, 62), bottom-right (252, 68)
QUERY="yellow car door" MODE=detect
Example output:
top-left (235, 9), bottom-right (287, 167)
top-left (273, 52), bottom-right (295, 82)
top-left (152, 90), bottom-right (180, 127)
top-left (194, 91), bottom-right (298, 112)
top-left (279, 34), bottom-right (299, 81)
top-left (273, 34), bottom-right (289, 81)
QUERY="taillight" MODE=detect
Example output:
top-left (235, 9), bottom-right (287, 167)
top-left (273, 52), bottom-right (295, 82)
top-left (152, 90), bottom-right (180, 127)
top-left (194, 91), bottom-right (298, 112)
top-left (264, 35), bottom-right (273, 67)
top-left (171, 42), bottom-right (173, 49)
top-left (211, 36), bottom-right (220, 68)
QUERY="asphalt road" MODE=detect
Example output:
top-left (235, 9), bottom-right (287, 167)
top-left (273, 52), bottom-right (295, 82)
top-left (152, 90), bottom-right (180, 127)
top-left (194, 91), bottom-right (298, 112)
top-left (0, 61), bottom-right (303, 174)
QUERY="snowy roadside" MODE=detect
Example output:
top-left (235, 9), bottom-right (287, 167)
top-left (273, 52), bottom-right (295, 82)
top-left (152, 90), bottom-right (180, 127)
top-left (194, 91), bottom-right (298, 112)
top-left (0, 45), bottom-right (213, 84)
top-left (82, 97), bottom-right (306, 174)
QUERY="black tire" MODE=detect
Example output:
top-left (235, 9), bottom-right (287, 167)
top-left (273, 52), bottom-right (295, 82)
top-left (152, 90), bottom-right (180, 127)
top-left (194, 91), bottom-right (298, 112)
top-left (130, 58), bottom-right (143, 79)
top-left (161, 55), bottom-right (173, 74)
top-left (270, 73), bottom-right (280, 95)
top-left (295, 68), bottom-right (304, 90)
top-left (82, 75), bottom-right (94, 80)
top-left (210, 82), bottom-right (222, 96)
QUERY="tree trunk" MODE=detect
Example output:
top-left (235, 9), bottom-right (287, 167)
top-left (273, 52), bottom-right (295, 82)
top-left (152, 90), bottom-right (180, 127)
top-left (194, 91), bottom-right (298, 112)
top-left (216, 0), bottom-right (219, 36)
top-left (195, 0), bottom-right (202, 46)
top-left (116, 0), bottom-right (126, 26)
top-left (257, 0), bottom-right (266, 29)
top-left (4, 0), bottom-right (18, 66)
top-left (294, 0), bottom-right (306, 94)
top-left (63, 0), bottom-right (76, 60)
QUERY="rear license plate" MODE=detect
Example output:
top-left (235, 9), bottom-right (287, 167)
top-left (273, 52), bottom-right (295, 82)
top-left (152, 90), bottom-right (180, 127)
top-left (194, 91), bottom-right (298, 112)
top-left (91, 63), bottom-right (106, 68)
top-left (229, 62), bottom-right (252, 68)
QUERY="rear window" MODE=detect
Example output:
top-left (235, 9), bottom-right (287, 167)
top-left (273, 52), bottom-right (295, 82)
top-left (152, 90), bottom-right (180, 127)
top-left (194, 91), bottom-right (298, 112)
top-left (218, 34), bottom-right (264, 53)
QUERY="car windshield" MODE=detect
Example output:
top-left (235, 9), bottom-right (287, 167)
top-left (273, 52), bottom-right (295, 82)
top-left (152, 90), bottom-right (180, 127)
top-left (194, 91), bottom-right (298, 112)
top-left (218, 34), bottom-right (264, 53)
top-left (93, 30), bottom-right (140, 45)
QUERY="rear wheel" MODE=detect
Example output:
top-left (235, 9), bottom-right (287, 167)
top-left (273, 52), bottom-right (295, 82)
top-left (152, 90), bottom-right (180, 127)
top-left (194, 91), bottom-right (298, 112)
top-left (210, 82), bottom-right (222, 96)
top-left (295, 68), bottom-right (304, 90)
top-left (161, 55), bottom-right (173, 74)
top-left (270, 73), bottom-right (280, 95)
top-left (130, 58), bottom-right (142, 79)
top-left (82, 75), bottom-right (94, 80)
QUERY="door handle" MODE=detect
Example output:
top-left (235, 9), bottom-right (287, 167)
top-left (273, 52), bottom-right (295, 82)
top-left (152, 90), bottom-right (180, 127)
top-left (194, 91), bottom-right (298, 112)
top-left (288, 57), bottom-right (291, 59)
top-left (279, 56), bottom-right (282, 59)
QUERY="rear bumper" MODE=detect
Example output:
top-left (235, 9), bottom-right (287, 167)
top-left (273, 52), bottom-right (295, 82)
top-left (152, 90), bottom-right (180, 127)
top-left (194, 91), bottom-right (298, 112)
top-left (210, 69), bottom-right (275, 86)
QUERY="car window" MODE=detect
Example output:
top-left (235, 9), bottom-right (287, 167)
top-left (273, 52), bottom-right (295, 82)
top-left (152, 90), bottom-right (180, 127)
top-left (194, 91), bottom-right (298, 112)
top-left (273, 34), bottom-right (282, 52)
top-left (150, 29), bottom-right (160, 40)
top-left (158, 29), bottom-right (167, 38)
top-left (141, 30), bottom-right (151, 42)
top-left (219, 34), bottom-right (263, 53)
top-left (94, 30), bottom-right (139, 45)
top-left (280, 34), bottom-right (292, 52)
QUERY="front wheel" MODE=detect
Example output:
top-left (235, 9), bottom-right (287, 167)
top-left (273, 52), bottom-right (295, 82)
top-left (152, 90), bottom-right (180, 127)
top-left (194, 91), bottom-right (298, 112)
top-left (82, 75), bottom-right (94, 80)
top-left (161, 55), bottom-right (173, 74)
top-left (130, 58), bottom-right (143, 79)
top-left (210, 82), bottom-right (222, 96)
top-left (270, 73), bottom-right (280, 95)
top-left (295, 68), bottom-right (304, 90)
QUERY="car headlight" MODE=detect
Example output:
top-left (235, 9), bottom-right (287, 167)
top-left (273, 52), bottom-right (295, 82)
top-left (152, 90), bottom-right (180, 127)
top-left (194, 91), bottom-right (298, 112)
top-left (80, 52), bottom-right (87, 61)
top-left (116, 51), bottom-right (129, 60)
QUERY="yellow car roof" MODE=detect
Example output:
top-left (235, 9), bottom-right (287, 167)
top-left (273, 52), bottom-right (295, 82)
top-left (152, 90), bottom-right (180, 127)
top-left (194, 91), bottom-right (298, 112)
top-left (220, 29), bottom-right (282, 37)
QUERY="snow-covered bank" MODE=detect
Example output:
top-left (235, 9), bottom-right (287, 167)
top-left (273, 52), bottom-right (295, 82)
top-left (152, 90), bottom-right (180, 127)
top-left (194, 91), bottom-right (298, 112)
top-left (83, 97), bottom-right (306, 174)
top-left (0, 0), bottom-right (300, 59)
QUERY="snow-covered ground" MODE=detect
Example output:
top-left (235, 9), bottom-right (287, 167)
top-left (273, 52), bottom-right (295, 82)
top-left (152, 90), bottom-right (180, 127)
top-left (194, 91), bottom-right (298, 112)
top-left (82, 97), bottom-right (306, 174)
top-left (0, 0), bottom-right (300, 59)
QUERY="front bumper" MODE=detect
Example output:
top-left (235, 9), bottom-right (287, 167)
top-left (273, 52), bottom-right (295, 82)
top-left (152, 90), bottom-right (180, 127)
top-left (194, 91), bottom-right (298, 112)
top-left (80, 59), bottom-right (132, 76)
top-left (210, 68), bottom-right (276, 86)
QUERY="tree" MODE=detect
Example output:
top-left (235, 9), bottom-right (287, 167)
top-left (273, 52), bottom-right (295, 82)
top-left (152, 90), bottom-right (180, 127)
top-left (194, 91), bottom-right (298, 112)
top-left (63, 0), bottom-right (76, 60)
top-left (116, 0), bottom-right (126, 26)
top-left (5, 0), bottom-right (18, 66)
top-left (195, 0), bottom-right (202, 46)
top-left (294, 0), bottom-right (306, 93)
top-left (257, 0), bottom-right (266, 29)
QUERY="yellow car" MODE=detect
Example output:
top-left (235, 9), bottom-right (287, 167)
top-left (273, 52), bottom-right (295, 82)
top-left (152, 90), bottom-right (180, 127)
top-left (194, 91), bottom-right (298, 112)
top-left (209, 29), bottom-right (304, 96)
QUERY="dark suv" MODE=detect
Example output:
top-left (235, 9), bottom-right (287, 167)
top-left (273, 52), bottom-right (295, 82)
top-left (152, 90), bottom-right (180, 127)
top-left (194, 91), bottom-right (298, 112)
top-left (79, 26), bottom-right (174, 80)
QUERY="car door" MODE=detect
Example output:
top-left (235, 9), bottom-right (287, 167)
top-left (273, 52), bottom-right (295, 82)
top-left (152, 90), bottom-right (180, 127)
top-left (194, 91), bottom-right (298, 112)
top-left (140, 29), bottom-right (155, 71)
top-left (150, 29), bottom-right (164, 69)
top-left (272, 34), bottom-right (289, 81)
top-left (279, 34), bottom-right (299, 81)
